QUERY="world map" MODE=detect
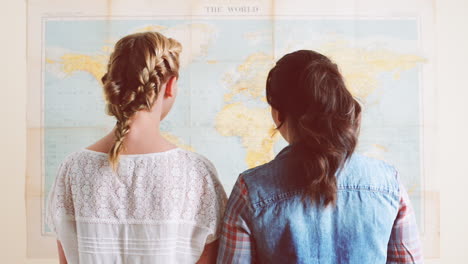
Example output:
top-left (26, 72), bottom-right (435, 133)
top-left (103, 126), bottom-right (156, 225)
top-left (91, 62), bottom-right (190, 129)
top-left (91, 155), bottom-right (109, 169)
top-left (44, 18), bottom-right (425, 230)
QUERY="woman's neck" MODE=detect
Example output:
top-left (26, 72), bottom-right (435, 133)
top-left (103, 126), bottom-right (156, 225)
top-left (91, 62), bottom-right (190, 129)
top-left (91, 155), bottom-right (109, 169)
top-left (120, 125), bottom-right (176, 154)
top-left (87, 113), bottom-right (176, 154)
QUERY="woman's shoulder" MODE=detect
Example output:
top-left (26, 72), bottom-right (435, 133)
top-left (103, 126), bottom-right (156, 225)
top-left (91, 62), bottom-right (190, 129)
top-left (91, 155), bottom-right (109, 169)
top-left (177, 149), bottom-right (227, 210)
top-left (345, 153), bottom-right (398, 176)
top-left (56, 148), bottom-right (110, 169)
top-left (54, 148), bottom-right (126, 180)
top-left (179, 149), bottom-right (226, 189)
top-left (339, 153), bottom-right (400, 194)
top-left (55, 149), bottom-right (88, 170)
top-left (177, 149), bottom-right (219, 177)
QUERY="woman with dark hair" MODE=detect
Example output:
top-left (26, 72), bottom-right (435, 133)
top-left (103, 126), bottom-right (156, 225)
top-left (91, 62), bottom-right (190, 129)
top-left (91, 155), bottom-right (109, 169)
top-left (217, 50), bottom-right (422, 263)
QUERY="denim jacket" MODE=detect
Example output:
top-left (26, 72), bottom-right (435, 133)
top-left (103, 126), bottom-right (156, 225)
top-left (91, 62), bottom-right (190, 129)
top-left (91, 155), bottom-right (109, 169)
top-left (234, 145), bottom-right (414, 263)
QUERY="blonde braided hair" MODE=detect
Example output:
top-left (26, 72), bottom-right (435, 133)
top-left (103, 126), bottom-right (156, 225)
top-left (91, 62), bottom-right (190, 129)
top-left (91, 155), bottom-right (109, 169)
top-left (101, 32), bottom-right (182, 170)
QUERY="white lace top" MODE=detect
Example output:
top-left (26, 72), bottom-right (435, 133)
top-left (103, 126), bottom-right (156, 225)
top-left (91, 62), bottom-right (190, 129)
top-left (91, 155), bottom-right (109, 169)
top-left (46, 148), bottom-right (227, 264)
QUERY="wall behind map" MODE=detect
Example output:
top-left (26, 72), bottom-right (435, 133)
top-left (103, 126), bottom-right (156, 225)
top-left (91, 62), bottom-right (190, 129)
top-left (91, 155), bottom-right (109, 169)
top-left (0, 0), bottom-right (467, 263)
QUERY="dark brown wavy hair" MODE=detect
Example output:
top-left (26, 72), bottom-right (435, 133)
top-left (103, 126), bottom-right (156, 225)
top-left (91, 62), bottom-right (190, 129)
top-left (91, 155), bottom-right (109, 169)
top-left (266, 50), bottom-right (361, 206)
top-left (101, 32), bottom-right (182, 170)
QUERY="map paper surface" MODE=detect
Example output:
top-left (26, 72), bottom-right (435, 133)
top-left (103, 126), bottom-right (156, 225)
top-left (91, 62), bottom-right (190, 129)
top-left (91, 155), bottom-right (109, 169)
top-left (27, 0), bottom-right (438, 259)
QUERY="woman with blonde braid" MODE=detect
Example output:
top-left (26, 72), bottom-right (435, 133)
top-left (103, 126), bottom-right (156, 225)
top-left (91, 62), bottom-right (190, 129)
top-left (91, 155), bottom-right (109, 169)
top-left (46, 32), bottom-right (226, 264)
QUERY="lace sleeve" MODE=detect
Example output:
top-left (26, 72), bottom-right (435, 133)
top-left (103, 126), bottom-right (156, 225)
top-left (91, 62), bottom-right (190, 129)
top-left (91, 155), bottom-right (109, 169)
top-left (191, 155), bottom-right (228, 244)
top-left (45, 159), bottom-right (75, 236)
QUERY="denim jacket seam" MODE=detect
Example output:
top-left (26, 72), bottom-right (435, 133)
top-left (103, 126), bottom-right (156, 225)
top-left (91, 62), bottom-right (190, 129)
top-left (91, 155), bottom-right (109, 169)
top-left (252, 190), bottom-right (304, 209)
top-left (337, 185), bottom-right (399, 197)
top-left (251, 186), bottom-right (399, 209)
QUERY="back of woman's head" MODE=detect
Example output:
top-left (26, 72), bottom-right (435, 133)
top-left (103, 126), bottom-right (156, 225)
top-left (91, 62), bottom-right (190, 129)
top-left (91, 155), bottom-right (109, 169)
top-left (101, 31), bottom-right (182, 169)
top-left (266, 50), bottom-right (361, 206)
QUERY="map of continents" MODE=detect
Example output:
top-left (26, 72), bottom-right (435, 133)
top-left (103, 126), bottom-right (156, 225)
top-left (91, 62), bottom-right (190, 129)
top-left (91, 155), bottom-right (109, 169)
top-left (44, 19), bottom-right (425, 229)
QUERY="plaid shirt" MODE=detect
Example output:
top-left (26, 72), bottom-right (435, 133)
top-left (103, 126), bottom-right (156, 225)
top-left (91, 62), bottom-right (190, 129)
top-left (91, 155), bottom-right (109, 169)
top-left (217, 176), bottom-right (423, 263)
